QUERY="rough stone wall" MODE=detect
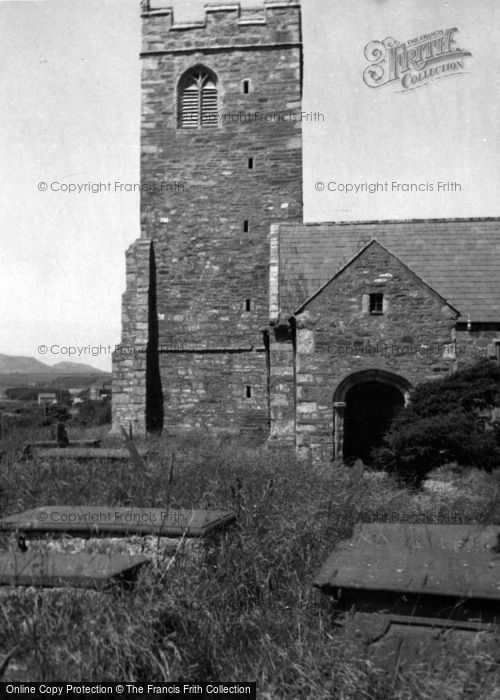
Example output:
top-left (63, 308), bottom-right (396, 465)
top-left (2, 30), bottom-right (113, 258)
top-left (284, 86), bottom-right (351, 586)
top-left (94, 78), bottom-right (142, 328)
top-left (111, 239), bottom-right (151, 435)
top-left (269, 326), bottom-right (295, 444)
top-left (291, 242), bottom-right (459, 460)
top-left (113, 2), bottom-right (303, 435)
top-left (455, 327), bottom-right (500, 366)
top-left (159, 349), bottom-right (268, 434)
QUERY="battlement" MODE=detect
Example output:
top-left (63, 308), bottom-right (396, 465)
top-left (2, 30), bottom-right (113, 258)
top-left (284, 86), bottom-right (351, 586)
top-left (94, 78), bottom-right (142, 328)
top-left (141, 1), bottom-right (301, 54)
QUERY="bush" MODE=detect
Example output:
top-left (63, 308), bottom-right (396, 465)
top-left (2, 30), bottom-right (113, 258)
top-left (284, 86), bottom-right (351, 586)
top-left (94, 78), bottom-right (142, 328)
top-left (1, 406), bottom-right (45, 431)
top-left (5, 387), bottom-right (71, 404)
top-left (373, 360), bottom-right (500, 484)
top-left (74, 399), bottom-right (111, 426)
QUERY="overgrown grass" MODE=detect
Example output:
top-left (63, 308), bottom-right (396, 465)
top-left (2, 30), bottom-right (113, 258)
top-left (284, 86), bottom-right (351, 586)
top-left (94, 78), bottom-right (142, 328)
top-left (1, 428), bottom-right (500, 697)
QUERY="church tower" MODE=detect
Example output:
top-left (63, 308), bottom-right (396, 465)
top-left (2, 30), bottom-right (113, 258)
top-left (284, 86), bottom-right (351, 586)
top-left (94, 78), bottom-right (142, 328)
top-left (112, 0), bottom-right (303, 436)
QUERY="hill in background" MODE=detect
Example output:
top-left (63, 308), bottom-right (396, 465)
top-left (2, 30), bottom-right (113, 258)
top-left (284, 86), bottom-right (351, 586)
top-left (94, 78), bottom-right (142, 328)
top-left (0, 354), bottom-right (110, 398)
top-left (0, 353), bottom-right (106, 375)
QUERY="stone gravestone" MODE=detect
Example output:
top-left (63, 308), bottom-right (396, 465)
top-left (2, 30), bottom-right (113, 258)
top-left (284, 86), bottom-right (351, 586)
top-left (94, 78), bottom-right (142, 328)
top-left (0, 506), bottom-right (236, 538)
top-left (314, 523), bottom-right (500, 669)
top-left (22, 440), bottom-right (101, 458)
top-left (0, 552), bottom-right (150, 589)
top-left (27, 447), bottom-right (147, 460)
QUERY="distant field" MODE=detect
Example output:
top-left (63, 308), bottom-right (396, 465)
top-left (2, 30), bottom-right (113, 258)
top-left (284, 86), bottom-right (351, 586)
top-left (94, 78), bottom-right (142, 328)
top-left (0, 372), bottom-right (111, 390)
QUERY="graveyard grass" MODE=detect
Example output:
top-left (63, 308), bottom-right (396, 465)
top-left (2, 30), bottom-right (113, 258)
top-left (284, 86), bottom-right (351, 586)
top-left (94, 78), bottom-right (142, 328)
top-left (1, 427), bottom-right (500, 698)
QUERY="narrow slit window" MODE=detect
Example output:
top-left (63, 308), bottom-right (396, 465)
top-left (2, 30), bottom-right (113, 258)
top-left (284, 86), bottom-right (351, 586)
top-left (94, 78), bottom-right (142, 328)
top-left (369, 293), bottom-right (384, 315)
top-left (245, 298), bottom-right (251, 312)
top-left (245, 386), bottom-right (252, 398)
top-left (248, 157), bottom-right (254, 170)
top-left (243, 220), bottom-right (249, 232)
top-left (242, 79), bottom-right (250, 94)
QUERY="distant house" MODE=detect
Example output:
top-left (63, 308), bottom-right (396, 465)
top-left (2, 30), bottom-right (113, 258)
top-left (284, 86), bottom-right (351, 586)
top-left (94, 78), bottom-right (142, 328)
top-left (100, 381), bottom-right (112, 399)
top-left (38, 393), bottom-right (57, 406)
top-left (79, 381), bottom-right (111, 402)
top-left (68, 388), bottom-right (85, 405)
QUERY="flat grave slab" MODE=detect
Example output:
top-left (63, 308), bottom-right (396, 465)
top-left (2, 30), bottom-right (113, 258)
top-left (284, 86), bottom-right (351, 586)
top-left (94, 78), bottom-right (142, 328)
top-left (29, 447), bottom-right (148, 460)
top-left (314, 523), bottom-right (500, 668)
top-left (24, 534), bottom-right (204, 562)
top-left (315, 523), bottom-right (500, 600)
top-left (315, 539), bottom-right (500, 601)
top-left (344, 611), bottom-right (499, 670)
top-left (22, 440), bottom-right (101, 458)
top-left (350, 522), bottom-right (500, 551)
top-left (0, 552), bottom-right (150, 589)
top-left (0, 506), bottom-right (236, 538)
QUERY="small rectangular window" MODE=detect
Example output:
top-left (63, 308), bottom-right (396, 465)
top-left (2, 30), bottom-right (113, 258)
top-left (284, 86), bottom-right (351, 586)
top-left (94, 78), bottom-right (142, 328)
top-left (369, 293), bottom-right (383, 315)
top-left (245, 386), bottom-right (252, 398)
top-left (245, 298), bottom-right (251, 312)
top-left (243, 220), bottom-right (249, 233)
top-left (248, 157), bottom-right (254, 170)
top-left (242, 79), bottom-right (250, 94)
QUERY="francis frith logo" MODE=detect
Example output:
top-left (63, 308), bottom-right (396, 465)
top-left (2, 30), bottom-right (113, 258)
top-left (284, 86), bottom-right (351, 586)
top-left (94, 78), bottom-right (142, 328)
top-left (363, 29), bottom-right (472, 91)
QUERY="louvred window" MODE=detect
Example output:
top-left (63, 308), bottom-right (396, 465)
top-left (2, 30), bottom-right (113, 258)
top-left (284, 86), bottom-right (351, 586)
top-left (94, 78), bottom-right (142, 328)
top-left (179, 68), bottom-right (218, 129)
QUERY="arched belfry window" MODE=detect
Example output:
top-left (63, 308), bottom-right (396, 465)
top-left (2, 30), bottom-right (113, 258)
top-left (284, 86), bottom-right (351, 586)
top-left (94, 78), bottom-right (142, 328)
top-left (178, 67), bottom-right (218, 129)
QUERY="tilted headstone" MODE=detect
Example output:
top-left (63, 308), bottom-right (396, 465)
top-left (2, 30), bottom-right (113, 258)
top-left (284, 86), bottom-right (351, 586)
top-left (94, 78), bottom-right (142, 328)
top-left (120, 425), bottom-right (148, 470)
top-left (0, 506), bottom-right (236, 538)
top-left (0, 552), bottom-right (150, 589)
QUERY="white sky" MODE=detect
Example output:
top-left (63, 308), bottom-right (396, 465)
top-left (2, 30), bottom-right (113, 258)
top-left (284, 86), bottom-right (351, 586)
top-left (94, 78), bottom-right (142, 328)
top-left (1, 0), bottom-right (499, 370)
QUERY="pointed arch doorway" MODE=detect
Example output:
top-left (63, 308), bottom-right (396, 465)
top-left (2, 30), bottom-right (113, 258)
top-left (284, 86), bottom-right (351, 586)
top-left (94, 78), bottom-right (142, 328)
top-left (333, 370), bottom-right (412, 463)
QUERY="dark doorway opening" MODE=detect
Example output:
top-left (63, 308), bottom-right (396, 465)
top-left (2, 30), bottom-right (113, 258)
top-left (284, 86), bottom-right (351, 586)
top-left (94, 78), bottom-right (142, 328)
top-left (343, 382), bottom-right (404, 463)
top-left (146, 242), bottom-right (164, 433)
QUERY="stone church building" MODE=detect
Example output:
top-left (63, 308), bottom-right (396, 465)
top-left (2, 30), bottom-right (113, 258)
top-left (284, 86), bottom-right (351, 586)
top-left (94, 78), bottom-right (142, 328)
top-left (112, 0), bottom-right (500, 463)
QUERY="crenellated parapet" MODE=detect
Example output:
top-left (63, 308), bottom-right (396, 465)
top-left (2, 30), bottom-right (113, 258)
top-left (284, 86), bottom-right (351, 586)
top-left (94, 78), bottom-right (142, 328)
top-left (141, 1), bottom-right (302, 54)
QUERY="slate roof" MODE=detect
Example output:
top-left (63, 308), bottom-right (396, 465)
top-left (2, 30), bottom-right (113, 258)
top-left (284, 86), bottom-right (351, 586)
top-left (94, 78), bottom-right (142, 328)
top-left (275, 219), bottom-right (500, 323)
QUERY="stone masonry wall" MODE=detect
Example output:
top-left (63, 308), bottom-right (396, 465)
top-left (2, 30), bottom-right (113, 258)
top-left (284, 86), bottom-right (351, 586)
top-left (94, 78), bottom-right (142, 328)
top-left (455, 328), bottom-right (500, 366)
top-left (292, 242), bottom-right (459, 461)
top-left (269, 326), bottom-right (295, 445)
top-left (112, 238), bottom-right (152, 435)
top-left (130, 1), bottom-right (303, 434)
top-left (159, 349), bottom-right (268, 434)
